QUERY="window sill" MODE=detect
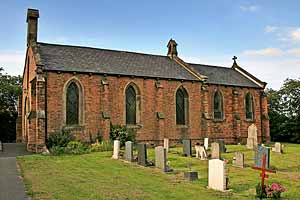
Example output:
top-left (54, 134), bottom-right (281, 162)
top-left (63, 125), bottom-right (85, 132)
top-left (126, 124), bottom-right (143, 129)
top-left (245, 119), bottom-right (255, 123)
top-left (176, 125), bottom-right (189, 129)
top-left (213, 119), bottom-right (225, 123)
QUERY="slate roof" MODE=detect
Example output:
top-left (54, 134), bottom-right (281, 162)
top-left (35, 42), bottom-right (199, 81)
top-left (34, 42), bottom-right (262, 88)
top-left (189, 63), bottom-right (261, 88)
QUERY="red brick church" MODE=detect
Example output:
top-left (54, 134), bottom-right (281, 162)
top-left (16, 9), bottom-right (270, 152)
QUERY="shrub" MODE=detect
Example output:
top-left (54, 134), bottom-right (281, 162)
top-left (110, 124), bottom-right (135, 146)
top-left (46, 130), bottom-right (73, 149)
top-left (256, 183), bottom-right (267, 199)
top-left (90, 141), bottom-right (113, 152)
top-left (66, 141), bottom-right (89, 155)
top-left (49, 146), bottom-right (66, 155)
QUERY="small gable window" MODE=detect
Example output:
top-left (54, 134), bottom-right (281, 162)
top-left (213, 90), bottom-right (224, 120)
top-left (245, 93), bottom-right (254, 120)
top-left (126, 85), bottom-right (137, 125)
top-left (66, 82), bottom-right (79, 125)
top-left (176, 87), bottom-right (189, 125)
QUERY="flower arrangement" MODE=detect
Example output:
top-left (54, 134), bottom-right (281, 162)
top-left (265, 183), bottom-right (286, 199)
top-left (256, 183), bottom-right (286, 199)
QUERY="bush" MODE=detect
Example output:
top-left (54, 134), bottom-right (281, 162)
top-left (49, 146), bottom-right (66, 155)
top-left (46, 130), bottom-right (74, 149)
top-left (110, 124), bottom-right (135, 146)
top-left (66, 141), bottom-right (88, 154)
top-left (90, 141), bottom-right (113, 152)
top-left (256, 183), bottom-right (267, 199)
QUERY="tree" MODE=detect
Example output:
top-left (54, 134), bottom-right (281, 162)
top-left (0, 68), bottom-right (22, 142)
top-left (267, 78), bottom-right (300, 143)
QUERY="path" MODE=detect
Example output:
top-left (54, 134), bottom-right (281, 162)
top-left (0, 143), bottom-right (32, 200)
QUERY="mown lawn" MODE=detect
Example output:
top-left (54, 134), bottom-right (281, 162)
top-left (17, 144), bottom-right (300, 200)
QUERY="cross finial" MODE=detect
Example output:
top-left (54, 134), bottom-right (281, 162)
top-left (232, 56), bottom-right (237, 62)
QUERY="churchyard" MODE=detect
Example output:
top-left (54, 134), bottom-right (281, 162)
top-left (17, 142), bottom-right (300, 200)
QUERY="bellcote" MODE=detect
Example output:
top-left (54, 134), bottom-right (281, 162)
top-left (167, 39), bottom-right (178, 58)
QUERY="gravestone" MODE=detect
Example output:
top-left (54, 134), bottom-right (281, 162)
top-left (272, 142), bottom-right (282, 154)
top-left (247, 124), bottom-right (258, 149)
top-left (216, 139), bottom-right (226, 153)
top-left (204, 138), bottom-right (209, 150)
top-left (0, 141), bottom-right (2, 152)
top-left (234, 152), bottom-right (245, 168)
top-left (163, 138), bottom-right (169, 152)
top-left (184, 171), bottom-right (198, 181)
top-left (112, 140), bottom-right (120, 159)
top-left (137, 143), bottom-right (147, 166)
top-left (182, 139), bottom-right (192, 157)
top-left (195, 145), bottom-right (207, 160)
top-left (208, 159), bottom-right (228, 191)
top-left (254, 145), bottom-right (270, 169)
top-left (211, 142), bottom-right (221, 159)
top-left (125, 141), bottom-right (133, 162)
top-left (155, 146), bottom-right (167, 172)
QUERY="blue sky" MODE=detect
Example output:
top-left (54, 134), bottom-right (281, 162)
top-left (1, 1), bottom-right (300, 89)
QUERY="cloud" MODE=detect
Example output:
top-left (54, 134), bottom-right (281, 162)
top-left (240, 5), bottom-right (260, 12)
top-left (264, 26), bottom-right (278, 33)
top-left (0, 51), bottom-right (24, 75)
top-left (289, 28), bottom-right (300, 42)
top-left (242, 48), bottom-right (284, 57)
top-left (287, 48), bottom-right (300, 55)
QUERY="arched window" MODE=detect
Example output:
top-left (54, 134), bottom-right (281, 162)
top-left (66, 82), bottom-right (79, 125)
top-left (176, 87), bottom-right (189, 125)
top-left (126, 85), bottom-right (137, 125)
top-left (213, 90), bottom-right (224, 120)
top-left (245, 93), bottom-right (254, 120)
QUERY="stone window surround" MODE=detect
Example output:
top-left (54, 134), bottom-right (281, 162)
top-left (212, 89), bottom-right (225, 122)
top-left (175, 85), bottom-right (189, 126)
top-left (245, 92), bottom-right (255, 121)
top-left (124, 82), bottom-right (141, 128)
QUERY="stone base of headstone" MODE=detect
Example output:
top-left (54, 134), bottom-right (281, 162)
top-left (184, 171), bottom-right (198, 181)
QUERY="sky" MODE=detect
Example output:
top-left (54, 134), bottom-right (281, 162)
top-left (1, 1), bottom-right (300, 90)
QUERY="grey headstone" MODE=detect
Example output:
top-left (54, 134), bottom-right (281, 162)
top-left (184, 171), bottom-right (198, 181)
top-left (254, 145), bottom-right (270, 169)
top-left (216, 139), bottom-right (226, 153)
top-left (0, 141), bottom-right (2, 152)
top-left (125, 141), bottom-right (133, 162)
top-left (234, 152), bottom-right (245, 168)
top-left (182, 139), bottom-right (192, 157)
top-left (137, 143), bottom-right (147, 166)
top-left (211, 142), bottom-right (221, 159)
top-left (155, 146), bottom-right (167, 172)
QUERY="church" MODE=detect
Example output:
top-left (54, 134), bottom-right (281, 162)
top-left (16, 9), bottom-right (270, 152)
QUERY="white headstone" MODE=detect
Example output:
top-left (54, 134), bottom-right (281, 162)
top-left (112, 140), bottom-right (120, 159)
top-left (163, 138), bottom-right (169, 152)
top-left (208, 159), bottom-right (227, 191)
top-left (204, 138), bottom-right (209, 150)
top-left (195, 145), bottom-right (207, 160)
top-left (247, 124), bottom-right (258, 149)
top-left (272, 142), bottom-right (282, 153)
top-left (155, 146), bottom-right (167, 172)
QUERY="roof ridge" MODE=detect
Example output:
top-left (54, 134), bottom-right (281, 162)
top-left (37, 42), bottom-right (169, 58)
top-left (189, 63), bottom-right (231, 69)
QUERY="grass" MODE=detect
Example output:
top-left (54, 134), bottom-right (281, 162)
top-left (17, 143), bottom-right (300, 200)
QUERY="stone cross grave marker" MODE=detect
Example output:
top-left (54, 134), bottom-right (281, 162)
top-left (155, 146), bottom-right (167, 172)
top-left (255, 145), bottom-right (270, 169)
top-left (272, 142), bottom-right (282, 154)
top-left (234, 152), bottom-right (245, 168)
top-left (112, 140), bottom-right (120, 159)
top-left (182, 139), bottom-right (192, 157)
top-left (247, 124), bottom-right (258, 149)
top-left (204, 138), bottom-right (209, 150)
top-left (125, 141), bottom-right (133, 162)
top-left (163, 138), bottom-right (169, 152)
top-left (252, 154), bottom-right (276, 190)
top-left (216, 139), bottom-right (226, 153)
top-left (211, 142), bottom-right (221, 159)
top-left (195, 144), bottom-right (207, 160)
top-left (208, 159), bottom-right (228, 191)
top-left (137, 143), bottom-right (147, 166)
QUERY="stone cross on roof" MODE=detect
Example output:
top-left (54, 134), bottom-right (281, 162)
top-left (232, 56), bottom-right (237, 63)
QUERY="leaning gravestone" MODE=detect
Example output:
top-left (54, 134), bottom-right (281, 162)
top-left (164, 138), bottom-right (169, 152)
top-left (254, 145), bottom-right (270, 169)
top-left (211, 142), bottom-right (221, 159)
top-left (208, 159), bottom-right (228, 191)
top-left (182, 139), bottom-right (192, 157)
top-left (216, 139), bottom-right (226, 153)
top-left (137, 143), bottom-right (147, 166)
top-left (247, 124), bottom-right (258, 149)
top-left (234, 152), bottom-right (245, 168)
top-left (204, 138), bottom-right (209, 150)
top-left (112, 140), bottom-right (120, 159)
top-left (125, 141), bottom-right (133, 162)
top-left (155, 146), bottom-right (167, 172)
